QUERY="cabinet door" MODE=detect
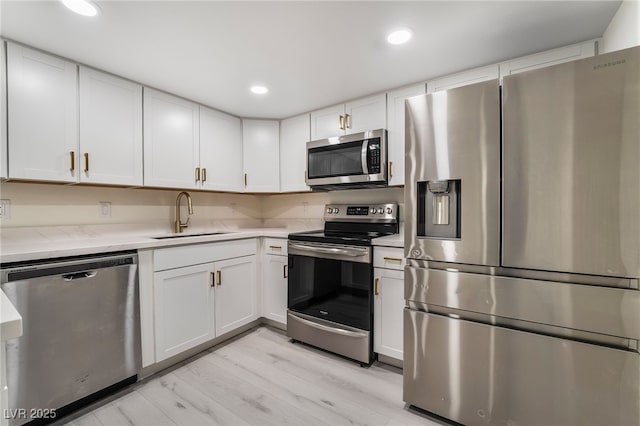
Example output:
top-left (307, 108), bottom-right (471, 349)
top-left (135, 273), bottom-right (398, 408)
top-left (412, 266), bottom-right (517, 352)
top-left (345, 93), bottom-right (386, 135)
top-left (310, 103), bottom-right (345, 140)
top-left (79, 67), bottom-right (143, 185)
top-left (214, 255), bottom-right (257, 336)
top-left (280, 113), bottom-right (310, 192)
top-left (374, 267), bottom-right (404, 361)
top-left (143, 88), bottom-right (199, 189)
top-left (154, 263), bottom-right (215, 362)
top-left (1, 41), bottom-right (7, 180)
top-left (242, 120), bottom-right (279, 192)
top-left (7, 43), bottom-right (78, 182)
top-left (200, 106), bottom-right (243, 192)
top-left (499, 40), bottom-right (596, 78)
top-left (427, 64), bottom-right (499, 93)
top-left (386, 84), bottom-right (425, 186)
top-left (263, 254), bottom-right (287, 325)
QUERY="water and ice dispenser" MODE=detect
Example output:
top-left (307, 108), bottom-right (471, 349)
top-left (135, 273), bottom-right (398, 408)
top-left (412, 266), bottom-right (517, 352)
top-left (417, 179), bottom-right (461, 239)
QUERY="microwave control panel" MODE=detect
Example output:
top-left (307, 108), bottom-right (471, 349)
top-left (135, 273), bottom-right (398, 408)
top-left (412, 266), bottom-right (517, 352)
top-left (367, 139), bottom-right (381, 173)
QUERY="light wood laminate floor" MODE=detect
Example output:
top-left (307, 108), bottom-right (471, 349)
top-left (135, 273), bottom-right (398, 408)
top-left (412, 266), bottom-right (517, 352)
top-left (61, 327), bottom-right (449, 426)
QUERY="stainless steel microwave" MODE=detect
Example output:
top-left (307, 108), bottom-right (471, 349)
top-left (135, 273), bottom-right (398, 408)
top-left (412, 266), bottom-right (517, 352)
top-left (305, 129), bottom-right (387, 190)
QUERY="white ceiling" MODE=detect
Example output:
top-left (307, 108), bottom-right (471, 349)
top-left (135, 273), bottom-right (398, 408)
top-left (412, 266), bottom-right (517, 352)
top-left (0, 1), bottom-right (621, 119)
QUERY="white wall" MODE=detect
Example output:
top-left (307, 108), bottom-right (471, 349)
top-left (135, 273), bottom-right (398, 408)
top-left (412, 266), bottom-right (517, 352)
top-left (601, 0), bottom-right (640, 53)
top-left (0, 182), bottom-right (262, 228)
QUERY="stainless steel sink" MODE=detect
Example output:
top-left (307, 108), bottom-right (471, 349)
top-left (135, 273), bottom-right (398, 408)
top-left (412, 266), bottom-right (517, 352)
top-left (150, 232), bottom-right (229, 240)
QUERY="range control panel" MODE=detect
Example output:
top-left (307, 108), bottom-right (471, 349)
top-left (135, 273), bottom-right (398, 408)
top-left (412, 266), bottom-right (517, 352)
top-left (324, 204), bottom-right (398, 222)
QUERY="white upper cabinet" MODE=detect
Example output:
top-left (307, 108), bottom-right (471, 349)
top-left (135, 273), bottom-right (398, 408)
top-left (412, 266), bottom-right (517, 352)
top-left (386, 84), bottom-right (425, 186)
top-left (280, 113), bottom-right (310, 192)
top-left (143, 88), bottom-right (200, 189)
top-left (7, 43), bottom-right (78, 182)
top-left (79, 67), bottom-right (143, 186)
top-left (345, 93), bottom-right (387, 134)
top-left (310, 103), bottom-right (345, 140)
top-left (310, 93), bottom-right (387, 140)
top-left (500, 40), bottom-right (597, 78)
top-left (427, 64), bottom-right (500, 93)
top-left (1, 41), bottom-right (7, 180)
top-left (242, 119), bottom-right (280, 192)
top-left (200, 106), bottom-right (243, 192)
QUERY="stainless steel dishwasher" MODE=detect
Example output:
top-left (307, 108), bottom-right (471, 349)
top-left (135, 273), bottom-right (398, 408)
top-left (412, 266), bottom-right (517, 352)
top-left (0, 251), bottom-right (141, 425)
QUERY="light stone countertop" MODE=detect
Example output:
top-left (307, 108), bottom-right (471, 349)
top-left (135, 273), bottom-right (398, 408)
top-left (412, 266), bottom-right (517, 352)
top-left (372, 224), bottom-right (405, 248)
top-left (0, 220), bottom-right (322, 264)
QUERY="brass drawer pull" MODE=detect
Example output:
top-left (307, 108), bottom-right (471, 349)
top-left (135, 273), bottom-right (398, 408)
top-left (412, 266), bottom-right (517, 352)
top-left (389, 161), bottom-right (393, 178)
top-left (339, 115), bottom-right (345, 130)
top-left (269, 245), bottom-right (282, 249)
top-left (84, 153), bottom-right (89, 173)
top-left (195, 167), bottom-right (201, 182)
top-left (244, 173), bottom-right (248, 187)
top-left (283, 264), bottom-right (288, 279)
top-left (210, 272), bottom-right (215, 288)
top-left (374, 278), bottom-right (380, 296)
top-left (383, 256), bottom-right (402, 262)
top-left (70, 151), bottom-right (75, 172)
top-left (202, 168), bottom-right (207, 182)
top-left (217, 270), bottom-right (222, 286)
top-left (345, 113), bottom-right (351, 129)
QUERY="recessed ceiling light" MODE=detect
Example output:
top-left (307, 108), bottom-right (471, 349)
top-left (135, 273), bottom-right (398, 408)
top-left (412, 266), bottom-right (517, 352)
top-left (61, 0), bottom-right (100, 17)
top-left (387, 28), bottom-right (413, 45)
top-left (250, 86), bottom-right (269, 95)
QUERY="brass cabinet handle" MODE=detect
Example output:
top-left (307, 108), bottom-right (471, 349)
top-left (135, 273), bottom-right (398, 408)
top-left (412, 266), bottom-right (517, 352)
top-left (339, 115), bottom-right (345, 130)
top-left (269, 245), bottom-right (282, 249)
top-left (217, 270), bottom-right (222, 286)
top-left (195, 167), bottom-right (201, 182)
top-left (383, 256), bottom-right (403, 262)
top-left (374, 278), bottom-right (380, 296)
top-left (202, 168), bottom-right (207, 183)
top-left (84, 153), bottom-right (89, 173)
top-left (244, 173), bottom-right (247, 187)
top-left (283, 264), bottom-right (288, 279)
top-left (70, 151), bottom-right (75, 172)
top-left (389, 161), bottom-right (393, 178)
top-left (210, 272), bottom-right (215, 288)
top-left (345, 113), bottom-right (351, 129)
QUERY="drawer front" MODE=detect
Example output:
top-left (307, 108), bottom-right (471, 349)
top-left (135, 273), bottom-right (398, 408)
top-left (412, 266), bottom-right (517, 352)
top-left (404, 310), bottom-right (640, 426)
top-left (264, 238), bottom-right (287, 256)
top-left (154, 239), bottom-right (256, 271)
top-left (373, 246), bottom-right (405, 270)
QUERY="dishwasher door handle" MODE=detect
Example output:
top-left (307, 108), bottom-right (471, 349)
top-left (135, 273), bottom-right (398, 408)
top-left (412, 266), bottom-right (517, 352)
top-left (62, 271), bottom-right (98, 281)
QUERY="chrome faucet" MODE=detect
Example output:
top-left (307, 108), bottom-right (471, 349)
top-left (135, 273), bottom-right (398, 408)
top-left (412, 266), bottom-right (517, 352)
top-left (174, 191), bottom-right (193, 233)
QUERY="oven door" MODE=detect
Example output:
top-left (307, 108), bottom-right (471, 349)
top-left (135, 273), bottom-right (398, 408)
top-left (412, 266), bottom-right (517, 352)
top-left (287, 241), bottom-right (372, 330)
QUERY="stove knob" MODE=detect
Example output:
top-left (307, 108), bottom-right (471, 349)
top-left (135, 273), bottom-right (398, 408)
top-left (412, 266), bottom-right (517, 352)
top-left (327, 207), bottom-right (333, 214)
top-left (370, 208), bottom-right (376, 214)
top-left (377, 208), bottom-right (384, 214)
top-left (334, 208), bottom-right (339, 214)
top-left (386, 207), bottom-right (393, 214)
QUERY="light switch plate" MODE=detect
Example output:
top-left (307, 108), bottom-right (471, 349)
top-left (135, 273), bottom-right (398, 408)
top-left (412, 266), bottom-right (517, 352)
top-left (99, 201), bottom-right (111, 218)
top-left (0, 199), bottom-right (11, 219)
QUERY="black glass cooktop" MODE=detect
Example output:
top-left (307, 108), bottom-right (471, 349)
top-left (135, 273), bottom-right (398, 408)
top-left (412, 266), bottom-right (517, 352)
top-left (288, 230), bottom-right (386, 246)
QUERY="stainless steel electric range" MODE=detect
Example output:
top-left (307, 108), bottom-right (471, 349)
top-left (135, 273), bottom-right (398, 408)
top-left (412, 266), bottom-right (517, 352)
top-left (286, 203), bottom-right (399, 365)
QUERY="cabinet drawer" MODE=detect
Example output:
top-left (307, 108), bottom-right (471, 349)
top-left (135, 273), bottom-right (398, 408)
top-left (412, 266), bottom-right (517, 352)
top-left (264, 238), bottom-right (287, 256)
top-left (373, 247), bottom-right (405, 270)
top-left (154, 239), bottom-right (256, 271)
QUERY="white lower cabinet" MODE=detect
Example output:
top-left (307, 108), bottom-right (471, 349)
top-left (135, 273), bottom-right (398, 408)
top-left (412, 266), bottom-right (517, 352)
top-left (214, 256), bottom-right (258, 336)
top-left (263, 254), bottom-right (288, 325)
top-left (151, 240), bottom-right (257, 362)
top-left (154, 263), bottom-right (216, 361)
top-left (373, 246), bottom-right (405, 362)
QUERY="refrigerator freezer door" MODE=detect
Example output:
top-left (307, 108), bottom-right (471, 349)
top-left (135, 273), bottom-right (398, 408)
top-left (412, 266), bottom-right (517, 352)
top-left (503, 46), bottom-right (640, 278)
top-left (404, 310), bottom-right (639, 426)
top-left (405, 80), bottom-right (501, 266)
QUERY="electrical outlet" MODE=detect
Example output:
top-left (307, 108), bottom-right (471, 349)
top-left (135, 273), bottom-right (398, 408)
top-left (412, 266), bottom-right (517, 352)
top-left (99, 201), bottom-right (111, 218)
top-left (303, 202), bottom-right (309, 214)
top-left (0, 199), bottom-right (11, 219)
top-left (230, 203), bottom-right (237, 216)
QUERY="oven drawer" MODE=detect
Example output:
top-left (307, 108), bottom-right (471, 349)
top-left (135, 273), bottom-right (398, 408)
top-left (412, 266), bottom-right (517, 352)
top-left (403, 309), bottom-right (640, 426)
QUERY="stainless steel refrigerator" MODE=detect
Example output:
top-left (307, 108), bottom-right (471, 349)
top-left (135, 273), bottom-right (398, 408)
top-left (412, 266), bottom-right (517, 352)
top-left (404, 46), bottom-right (640, 426)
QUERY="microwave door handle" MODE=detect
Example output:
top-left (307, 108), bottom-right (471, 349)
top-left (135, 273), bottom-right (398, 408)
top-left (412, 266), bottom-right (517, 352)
top-left (361, 140), bottom-right (369, 175)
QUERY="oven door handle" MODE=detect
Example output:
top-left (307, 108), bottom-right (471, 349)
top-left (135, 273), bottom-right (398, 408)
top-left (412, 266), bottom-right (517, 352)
top-left (289, 243), bottom-right (368, 257)
top-left (291, 313), bottom-right (369, 339)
